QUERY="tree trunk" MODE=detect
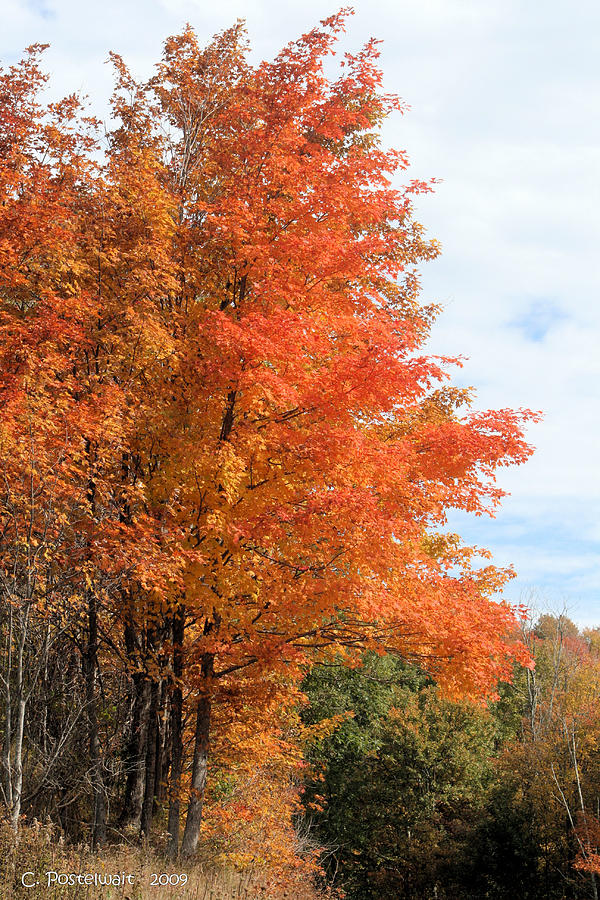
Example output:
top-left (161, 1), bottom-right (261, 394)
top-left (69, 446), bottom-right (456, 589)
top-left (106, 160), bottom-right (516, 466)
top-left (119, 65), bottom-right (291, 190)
top-left (119, 670), bottom-right (151, 829)
top-left (82, 440), bottom-right (106, 847)
top-left (84, 589), bottom-right (106, 848)
top-left (181, 653), bottom-right (213, 857)
top-left (9, 678), bottom-right (26, 834)
top-left (167, 606), bottom-right (185, 858)
top-left (1, 602), bottom-right (32, 835)
top-left (8, 602), bottom-right (32, 835)
top-left (140, 677), bottom-right (159, 839)
top-left (1, 605), bottom-right (14, 817)
top-left (154, 679), bottom-right (168, 807)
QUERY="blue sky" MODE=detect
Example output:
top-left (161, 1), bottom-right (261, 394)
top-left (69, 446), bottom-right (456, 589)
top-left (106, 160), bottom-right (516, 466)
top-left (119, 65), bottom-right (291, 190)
top-left (4, 0), bottom-right (600, 624)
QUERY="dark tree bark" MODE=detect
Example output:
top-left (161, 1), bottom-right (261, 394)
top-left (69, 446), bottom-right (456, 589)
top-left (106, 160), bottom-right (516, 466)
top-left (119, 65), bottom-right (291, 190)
top-left (167, 605), bottom-right (185, 858)
top-left (118, 660), bottom-right (151, 829)
top-left (140, 676), bottom-right (160, 839)
top-left (181, 652), bottom-right (213, 857)
top-left (155, 679), bottom-right (168, 807)
top-left (82, 439), bottom-right (107, 847)
top-left (84, 588), bottom-right (107, 848)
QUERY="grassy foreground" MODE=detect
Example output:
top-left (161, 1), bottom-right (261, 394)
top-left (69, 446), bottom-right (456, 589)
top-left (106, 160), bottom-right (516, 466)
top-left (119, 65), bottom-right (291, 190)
top-left (0, 824), bottom-right (324, 900)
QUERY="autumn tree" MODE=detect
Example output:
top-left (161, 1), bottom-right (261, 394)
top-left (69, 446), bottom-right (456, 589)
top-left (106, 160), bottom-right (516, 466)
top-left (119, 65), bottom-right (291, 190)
top-left (1, 12), bottom-right (537, 858)
top-left (133, 15), bottom-right (536, 855)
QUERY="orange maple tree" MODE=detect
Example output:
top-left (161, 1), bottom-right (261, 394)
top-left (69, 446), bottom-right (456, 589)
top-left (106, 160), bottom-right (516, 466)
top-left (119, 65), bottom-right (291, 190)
top-left (1, 13), bottom-right (537, 856)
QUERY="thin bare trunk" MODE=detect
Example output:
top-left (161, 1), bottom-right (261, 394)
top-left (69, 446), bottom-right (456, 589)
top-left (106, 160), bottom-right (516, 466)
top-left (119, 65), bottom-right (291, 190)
top-left (1, 605), bottom-right (14, 813)
top-left (9, 612), bottom-right (28, 833)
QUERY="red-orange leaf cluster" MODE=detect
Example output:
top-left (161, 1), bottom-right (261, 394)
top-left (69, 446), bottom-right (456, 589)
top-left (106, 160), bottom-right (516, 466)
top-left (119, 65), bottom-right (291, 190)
top-left (0, 13), bottom-right (537, 855)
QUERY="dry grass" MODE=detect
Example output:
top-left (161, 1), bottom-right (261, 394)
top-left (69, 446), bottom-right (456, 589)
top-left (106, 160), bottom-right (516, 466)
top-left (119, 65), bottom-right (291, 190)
top-left (0, 823), bottom-right (328, 900)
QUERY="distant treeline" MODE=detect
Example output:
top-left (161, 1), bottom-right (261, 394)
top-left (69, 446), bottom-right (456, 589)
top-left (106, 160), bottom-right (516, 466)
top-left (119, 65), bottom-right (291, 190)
top-left (302, 614), bottom-right (600, 900)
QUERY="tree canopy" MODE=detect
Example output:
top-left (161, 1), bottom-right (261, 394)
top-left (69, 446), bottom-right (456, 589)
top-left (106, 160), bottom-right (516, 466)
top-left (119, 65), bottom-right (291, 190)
top-left (1, 13), bottom-right (536, 860)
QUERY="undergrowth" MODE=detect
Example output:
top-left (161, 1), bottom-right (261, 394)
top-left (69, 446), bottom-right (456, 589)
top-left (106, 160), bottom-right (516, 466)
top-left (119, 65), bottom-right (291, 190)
top-left (0, 823), bottom-right (331, 900)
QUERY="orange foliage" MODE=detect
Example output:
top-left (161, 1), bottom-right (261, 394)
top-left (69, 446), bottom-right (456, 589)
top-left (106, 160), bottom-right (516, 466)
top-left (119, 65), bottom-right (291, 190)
top-left (1, 12), bottom-right (538, 855)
